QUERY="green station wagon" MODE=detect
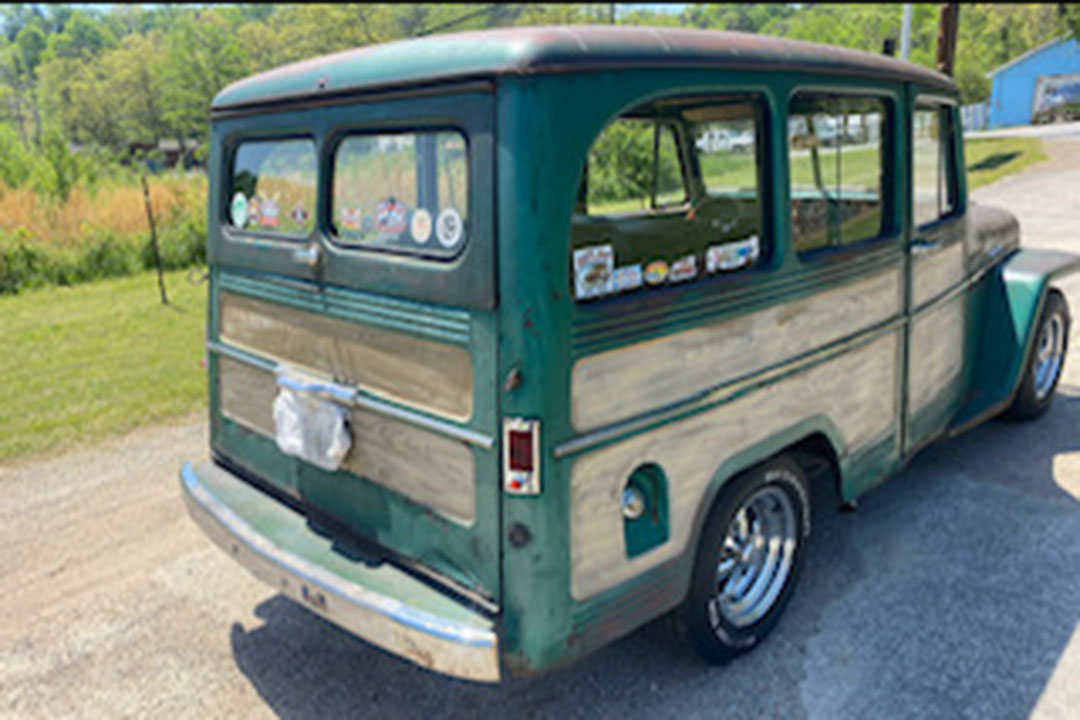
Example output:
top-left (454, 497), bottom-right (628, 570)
top-left (180, 26), bottom-right (1079, 682)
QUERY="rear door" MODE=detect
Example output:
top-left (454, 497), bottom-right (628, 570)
top-left (206, 86), bottom-right (502, 601)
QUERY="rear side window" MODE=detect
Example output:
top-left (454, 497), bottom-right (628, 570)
top-left (913, 104), bottom-right (957, 228)
top-left (572, 94), bottom-right (765, 303)
top-left (332, 130), bottom-right (469, 257)
top-left (789, 94), bottom-right (889, 255)
top-left (228, 138), bottom-right (317, 237)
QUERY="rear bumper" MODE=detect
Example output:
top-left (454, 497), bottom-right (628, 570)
top-left (180, 461), bottom-right (500, 682)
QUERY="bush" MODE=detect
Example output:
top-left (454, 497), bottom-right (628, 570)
top-left (0, 196), bottom-right (206, 294)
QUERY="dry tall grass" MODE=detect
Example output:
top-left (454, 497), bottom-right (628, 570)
top-left (0, 174), bottom-right (206, 245)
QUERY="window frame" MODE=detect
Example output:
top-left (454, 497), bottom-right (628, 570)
top-left (325, 124), bottom-right (473, 261)
top-left (786, 87), bottom-right (897, 262)
top-left (912, 95), bottom-right (961, 232)
top-left (224, 134), bottom-right (319, 244)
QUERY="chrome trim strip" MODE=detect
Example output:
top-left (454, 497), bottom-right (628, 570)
top-left (206, 340), bottom-right (494, 449)
top-left (180, 462), bottom-right (500, 681)
top-left (554, 315), bottom-right (907, 459)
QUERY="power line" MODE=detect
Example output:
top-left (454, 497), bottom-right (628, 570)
top-left (415, 4), bottom-right (503, 38)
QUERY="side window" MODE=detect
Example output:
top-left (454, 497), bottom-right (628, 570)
top-left (913, 104), bottom-right (957, 228)
top-left (572, 95), bottom-right (765, 303)
top-left (228, 138), bottom-right (317, 238)
top-left (789, 94), bottom-right (889, 255)
top-left (585, 119), bottom-right (687, 215)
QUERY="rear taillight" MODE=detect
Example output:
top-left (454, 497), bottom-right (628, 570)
top-left (504, 418), bottom-right (540, 495)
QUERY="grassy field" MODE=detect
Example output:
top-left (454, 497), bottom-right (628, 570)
top-left (964, 137), bottom-right (1046, 189)
top-left (0, 269), bottom-right (207, 462)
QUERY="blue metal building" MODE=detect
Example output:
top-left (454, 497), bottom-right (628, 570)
top-left (986, 35), bottom-right (1080, 128)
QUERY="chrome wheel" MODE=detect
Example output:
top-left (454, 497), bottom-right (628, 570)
top-left (1033, 311), bottom-right (1066, 401)
top-left (712, 484), bottom-right (799, 628)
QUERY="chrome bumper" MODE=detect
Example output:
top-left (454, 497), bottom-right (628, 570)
top-left (180, 461), bottom-right (500, 682)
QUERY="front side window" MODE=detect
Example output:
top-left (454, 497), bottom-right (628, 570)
top-left (332, 130), bottom-right (469, 257)
top-left (572, 94), bottom-right (764, 303)
top-left (789, 94), bottom-right (889, 255)
top-left (229, 138), bottom-right (317, 237)
top-left (913, 104), bottom-right (957, 228)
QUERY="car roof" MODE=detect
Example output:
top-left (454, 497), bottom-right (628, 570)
top-left (212, 25), bottom-right (955, 112)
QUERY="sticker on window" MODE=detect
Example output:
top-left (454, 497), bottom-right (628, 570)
top-left (707, 235), bottom-right (760, 273)
top-left (669, 254), bottom-right (698, 283)
top-left (612, 264), bottom-right (643, 293)
top-left (574, 244), bottom-right (614, 300)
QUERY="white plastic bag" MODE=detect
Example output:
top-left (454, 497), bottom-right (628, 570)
top-left (272, 368), bottom-right (352, 472)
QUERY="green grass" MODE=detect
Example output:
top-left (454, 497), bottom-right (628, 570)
top-left (964, 137), bottom-right (1046, 190)
top-left (0, 269), bottom-right (208, 462)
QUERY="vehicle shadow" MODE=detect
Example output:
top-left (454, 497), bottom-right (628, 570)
top-left (229, 393), bottom-right (1080, 720)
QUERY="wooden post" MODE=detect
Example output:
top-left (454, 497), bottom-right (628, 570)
top-left (141, 173), bottom-right (169, 305)
top-left (936, 3), bottom-right (960, 77)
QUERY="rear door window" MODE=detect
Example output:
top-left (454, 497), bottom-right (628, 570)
top-left (229, 138), bottom-right (317, 238)
top-left (332, 130), bottom-right (469, 257)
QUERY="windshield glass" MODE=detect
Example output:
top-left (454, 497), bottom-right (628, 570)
top-left (332, 130), bottom-right (469, 257)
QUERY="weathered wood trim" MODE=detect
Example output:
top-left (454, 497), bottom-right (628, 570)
top-left (219, 291), bottom-right (473, 421)
top-left (570, 266), bottom-right (903, 431)
top-left (911, 239), bottom-right (965, 310)
top-left (907, 296), bottom-right (965, 417)
top-left (216, 358), bottom-right (477, 524)
top-left (569, 332), bottom-right (899, 601)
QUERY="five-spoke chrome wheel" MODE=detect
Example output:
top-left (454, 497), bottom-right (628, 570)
top-left (712, 485), bottom-right (799, 628)
top-left (1032, 311), bottom-right (1066, 401)
top-left (674, 456), bottom-right (810, 664)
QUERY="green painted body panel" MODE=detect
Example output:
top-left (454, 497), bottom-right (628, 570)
top-left (952, 249), bottom-right (1080, 431)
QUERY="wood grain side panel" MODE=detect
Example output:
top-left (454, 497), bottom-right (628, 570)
top-left (219, 292), bottom-right (473, 421)
top-left (570, 268), bottom-right (903, 431)
top-left (217, 359), bottom-right (475, 524)
top-left (907, 297), bottom-right (965, 416)
top-left (569, 333), bottom-right (898, 601)
top-left (342, 410), bottom-right (476, 525)
top-left (911, 240), bottom-right (964, 309)
top-left (219, 356), bottom-right (277, 435)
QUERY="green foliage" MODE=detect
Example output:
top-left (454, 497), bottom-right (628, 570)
top-left (0, 200), bottom-right (206, 295)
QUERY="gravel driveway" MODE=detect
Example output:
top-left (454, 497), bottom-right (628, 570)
top-left (3, 141), bottom-right (1080, 720)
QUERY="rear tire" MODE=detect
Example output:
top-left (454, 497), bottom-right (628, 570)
top-left (1008, 289), bottom-right (1069, 421)
top-left (672, 455), bottom-right (811, 664)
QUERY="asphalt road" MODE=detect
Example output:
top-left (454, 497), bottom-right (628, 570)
top-left (3, 141), bottom-right (1080, 720)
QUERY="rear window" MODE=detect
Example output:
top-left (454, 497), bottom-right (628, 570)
top-left (228, 138), bottom-right (317, 238)
top-left (332, 130), bottom-right (469, 257)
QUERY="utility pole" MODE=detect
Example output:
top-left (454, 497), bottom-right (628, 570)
top-left (935, 3), bottom-right (959, 77)
top-left (900, 4), bottom-right (913, 61)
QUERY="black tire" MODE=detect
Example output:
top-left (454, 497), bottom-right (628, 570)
top-left (672, 454), bottom-right (811, 664)
top-left (1007, 289), bottom-right (1070, 421)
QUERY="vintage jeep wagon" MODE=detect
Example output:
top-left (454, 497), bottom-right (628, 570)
top-left (181, 26), bottom-right (1078, 681)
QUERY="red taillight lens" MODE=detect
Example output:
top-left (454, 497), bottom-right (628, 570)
top-left (508, 428), bottom-right (534, 472)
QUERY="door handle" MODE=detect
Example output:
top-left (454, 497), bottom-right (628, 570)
top-left (910, 240), bottom-right (940, 256)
